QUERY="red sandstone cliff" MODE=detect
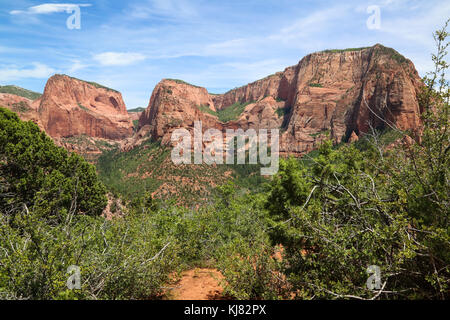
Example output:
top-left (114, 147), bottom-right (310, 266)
top-left (138, 44), bottom-right (423, 156)
top-left (35, 74), bottom-right (133, 140)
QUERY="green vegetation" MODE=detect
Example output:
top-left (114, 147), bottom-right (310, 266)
top-left (96, 140), bottom-right (264, 205)
top-left (217, 101), bottom-right (254, 122)
top-left (164, 79), bottom-right (202, 88)
top-left (308, 83), bottom-right (323, 88)
top-left (0, 85), bottom-right (42, 100)
top-left (77, 103), bottom-right (89, 111)
top-left (321, 45), bottom-right (408, 64)
top-left (0, 107), bottom-right (107, 220)
top-left (275, 107), bottom-right (287, 118)
top-left (127, 107), bottom-right (145, 113)
top-left (197, 104), bottom-right (217, 117)
top-left (321, 47), bottom-right (370, 54)
top-left (11, 101), bottom-right (30, 113)
top-left (63, 75), bottom-right (119, 93)
top-left (198, 101), bottom-right (254, 123)
top-left (373, 45), bottom-right (408, 64)
top-left (309, 129), bottom-right (330, 137)
top-left (0, 23), bottom-right (448, 301)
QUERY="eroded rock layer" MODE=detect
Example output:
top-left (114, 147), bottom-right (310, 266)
top-left (138, 44), bottom-right (423, 156)
top-left (35, 74), bottom-right (133, 140)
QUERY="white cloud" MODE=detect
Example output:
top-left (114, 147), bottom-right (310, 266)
top-left (0, 63), bottom-right (55, 82)
top-left (269, 5), bottom-right (350, 43)
top-left (10, 3), bottom-right (91, 15)
top-left (93, 52), bottom-right (147, 66)
top-left (128, 0), bottom-right (197, 20)
top-left (67, 59), bottom-right (88, 73)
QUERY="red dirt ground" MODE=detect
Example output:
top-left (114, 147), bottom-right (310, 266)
top-left (170, 268), bottom-right (225, 300)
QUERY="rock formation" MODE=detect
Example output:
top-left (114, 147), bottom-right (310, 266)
top-left (35, 74), bottom-right (133, 140)
top-left (137, 44), bottom-right (423, 156)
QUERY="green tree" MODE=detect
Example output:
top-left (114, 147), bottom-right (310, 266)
top-left (0, 107), bottom-right (107, 221)
top-left (265, 21), bottom-right (449, 299)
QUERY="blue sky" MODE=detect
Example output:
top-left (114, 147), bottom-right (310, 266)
top-left (1, 0), bottom-right (449, 109)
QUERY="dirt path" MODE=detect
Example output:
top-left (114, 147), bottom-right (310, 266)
top-left (170, 268), bottom-right (225, 300)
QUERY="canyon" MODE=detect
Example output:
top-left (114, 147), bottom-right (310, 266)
top-left (1, 44), bottom-right (423, 159)
top-left (137, 44), bottom-right (423, 156)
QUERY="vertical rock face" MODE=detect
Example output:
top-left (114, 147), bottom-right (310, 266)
top-left (36, 74), bottom-right (133, 140)
top-left (139, 79), bottom-right (221, 145)
top-left (138, 44), bottom-right (423, 156)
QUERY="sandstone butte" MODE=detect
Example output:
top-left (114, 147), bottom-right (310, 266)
top-left (137, 44), bottom-right (423, 156)
top-left (1, 74), bottom-right (134, 140)
top-left (1, 44), bottom-right (423, 158)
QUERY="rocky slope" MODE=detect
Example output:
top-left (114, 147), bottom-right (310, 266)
top-left (0, 93), bottom-right (43, 128)
top-left (138, 44), bottom-right (423, 156)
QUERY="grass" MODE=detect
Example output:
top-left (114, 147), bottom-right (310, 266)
top-left (0, 85), bottom-right (42, 100)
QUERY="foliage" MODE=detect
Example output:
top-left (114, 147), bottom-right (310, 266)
top-left (96, 140), bottom-right (265, 205)
top-left (217, 101), bottom-right (254, 122)
top-left (0, 21), bottom-right (448, 302)
top-left (0, 107), bottom-right (107, 222)
top-left (197, 101), bottom-right (255, 122)
top-left (11, 101), bottom-right (30, 113)
top-left (127, 107), bottom-right (145, 113)
top-left (263, 22), bottom-right (450, 299)
top-left (77, 103), bottom-right (89, 111)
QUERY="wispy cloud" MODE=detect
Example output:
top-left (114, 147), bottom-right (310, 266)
top-left (10, 3), bottom-right (91, 15)
top-left (2, 0), bottom-right (448, 108)
top-left (0, 63), bottom-right (55, 82)
top-left (93, 52), bottom-right (147, 66)
top-left (128, 0), bottom-right (197, 21)
top-left (67, 59), bottom-right (88, 73)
